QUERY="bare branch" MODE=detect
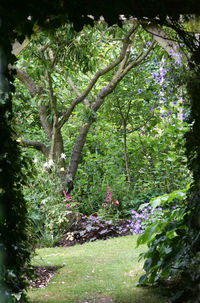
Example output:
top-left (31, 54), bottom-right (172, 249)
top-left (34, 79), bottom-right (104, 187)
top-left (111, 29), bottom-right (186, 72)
top-left (21, 138), bottom-right (50, 157)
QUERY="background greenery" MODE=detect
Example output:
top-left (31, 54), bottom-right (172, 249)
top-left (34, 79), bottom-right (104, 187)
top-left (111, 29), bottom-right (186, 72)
top-left (2, 13), bottom-right (199, 303)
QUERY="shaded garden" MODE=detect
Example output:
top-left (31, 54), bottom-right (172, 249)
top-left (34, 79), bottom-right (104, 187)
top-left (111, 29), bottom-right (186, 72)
top-left (0, 3), bottom-right (200, 303)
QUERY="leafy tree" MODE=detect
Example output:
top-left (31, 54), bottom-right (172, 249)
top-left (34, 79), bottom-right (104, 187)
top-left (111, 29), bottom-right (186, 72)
top-left (13, 21), bottom-right (156, 192)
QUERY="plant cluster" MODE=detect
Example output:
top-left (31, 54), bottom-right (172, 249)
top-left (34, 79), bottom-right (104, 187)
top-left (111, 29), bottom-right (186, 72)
top-left (23, 159), bottom-right (79, 247)
top-left (100, 186), bottom-right (119, 216)
top-left (58, 214), bottom-right (132, 246)
top-left (129, 206), bottom-right (164, 234)
top-left (136, 185), bottom-right (200, 302)
top-left (57, 202), bottom-right (168, 247)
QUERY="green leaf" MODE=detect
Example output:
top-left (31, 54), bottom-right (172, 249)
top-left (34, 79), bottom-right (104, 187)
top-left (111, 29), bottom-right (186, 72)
top-left (137, 222), bottom-right (159, 247)
top-left (144, 257), bottom-right (152, 272)
top-left (12, 292), bottom-right (22, 301)
top-left (167, 190), bottom-right (186, 203)
top-left (151, 195), bottom-right (169, 208)
top-left (138, 203), bottom-right (148, 211)
top-left (139, 274), bottom-right (148, 284)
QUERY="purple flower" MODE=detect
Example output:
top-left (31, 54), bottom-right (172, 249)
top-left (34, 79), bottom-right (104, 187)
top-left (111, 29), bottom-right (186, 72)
top-left (159, 67), bottom-right (166, 75)
top-left (152, 72), bottom-right (158, 79)
top-left (138, 88), bottom-right (143, 93)
top-left (146, 41), bottom-right (151, 47)
top-left (160, 113), bottom-right (165, 118)
top-left (182, 114), bottom-right (186, 118)
top-left (168, 110), bottom-right (172, 115)
top-left (172, 101), bottom-right (177, 105)
top-left (139, 66), bottom-right (144, 71)
top-left (150, 107), bottom-right (154, 112)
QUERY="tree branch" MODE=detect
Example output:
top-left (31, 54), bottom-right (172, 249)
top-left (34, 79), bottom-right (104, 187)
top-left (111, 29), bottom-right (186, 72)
top-left (38, 105), bottom-right (52, 138)
top-left (67, 76), bottom-right (90, 107)
top-left (57, 23), bottom-right (139, 130)
top-left (11, 66), bottom-right (53, 138)
top-left (121, 40), bottom-right (156, 76)
top-left (12, 39), bottom-right (30, 56)
top-left (10, 66), bottom-right (41, 97)
top-left (21, 138), bottom-right (50, 157)
top-left (143, 23), bottom-right (187, 61)
top-left (46, 70), bottom-right (59, 117)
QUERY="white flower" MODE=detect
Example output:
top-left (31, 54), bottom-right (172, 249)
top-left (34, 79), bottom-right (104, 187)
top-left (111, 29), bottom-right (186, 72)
top-left (60, 153), bottom-right (66, 159)
top-left (48, 159), bottom-right (54, 167)
top-left (33, 158), bottom-right (38, 163)
top-left (43, 162), bottom-right (48, 168)
top-left (44, 159), bottom-right (54, 168)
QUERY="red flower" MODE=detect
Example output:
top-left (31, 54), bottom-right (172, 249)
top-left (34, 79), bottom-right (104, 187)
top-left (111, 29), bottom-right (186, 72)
top-left (91, 213), bottom-right (98, 217)
top-left (114, 200), bottom-right (119, 206)
top-left (63, 190), bottom-right (70, 201)
top-left (66, 204), bottom-right (70, 209)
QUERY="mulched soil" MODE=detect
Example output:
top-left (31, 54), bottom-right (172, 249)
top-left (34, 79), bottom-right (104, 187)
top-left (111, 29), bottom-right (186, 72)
top-left (29, 266), bottom-right (60, 289)
top-left (56, 218), bottom-right (132, 247)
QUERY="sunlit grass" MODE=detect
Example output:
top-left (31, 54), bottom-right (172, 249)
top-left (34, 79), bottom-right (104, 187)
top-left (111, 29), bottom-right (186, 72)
top-left (28, 235), bottom-right (168, 303)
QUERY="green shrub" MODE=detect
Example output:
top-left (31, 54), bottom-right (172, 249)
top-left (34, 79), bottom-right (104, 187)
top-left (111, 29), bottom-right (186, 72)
top-left (137, 184), bottom-right (200, 302)
top-left (23, 159), bottom-right (79, 247)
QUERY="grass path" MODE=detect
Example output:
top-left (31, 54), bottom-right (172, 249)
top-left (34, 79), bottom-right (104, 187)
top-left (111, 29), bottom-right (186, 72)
top-left (28, 235), bottom-right (168, 303)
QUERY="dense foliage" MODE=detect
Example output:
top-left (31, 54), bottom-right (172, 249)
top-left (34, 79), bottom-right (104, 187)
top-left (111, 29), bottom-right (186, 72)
top-left (136, 26), bottom-right (200, 302)
top-left (13, 22), bottom-right (191, 218)
top-left (0, 65), bottom-right (34, 302)
top-left (11, 21), bottom-right (200, 303)
top-left (1, 4), bottom-right (200, 302)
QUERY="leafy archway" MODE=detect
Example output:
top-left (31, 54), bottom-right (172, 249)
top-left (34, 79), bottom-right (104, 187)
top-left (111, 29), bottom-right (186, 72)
top-left (1, 3), bottom-right (200, 302)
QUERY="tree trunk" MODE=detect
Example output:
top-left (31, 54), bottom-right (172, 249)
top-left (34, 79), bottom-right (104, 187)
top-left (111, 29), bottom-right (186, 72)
top-left (123, 121), bottom-right (131, 184)
top-left (48, 119), bottom-right (64, 165)
top-left (66, 121), bottom-right (91, 191)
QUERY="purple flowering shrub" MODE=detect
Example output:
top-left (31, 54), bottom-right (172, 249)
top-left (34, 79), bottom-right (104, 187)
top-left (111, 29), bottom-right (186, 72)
top-left (129, 206), bottom-right (164, 235)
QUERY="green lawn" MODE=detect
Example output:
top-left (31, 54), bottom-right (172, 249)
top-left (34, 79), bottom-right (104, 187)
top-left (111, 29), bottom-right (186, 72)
top-left (28, 235), bottom-right (168, 303)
